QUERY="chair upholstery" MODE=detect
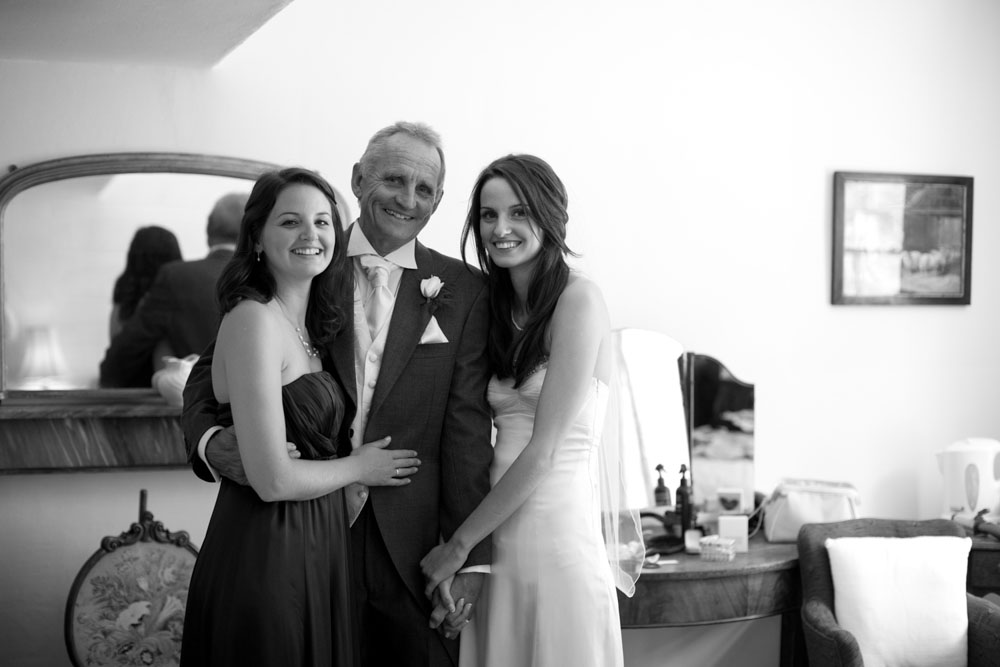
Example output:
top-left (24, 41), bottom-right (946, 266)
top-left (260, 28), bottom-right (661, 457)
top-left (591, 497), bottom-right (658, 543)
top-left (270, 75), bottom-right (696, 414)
top-left (65, 490), bottom-right (198, 667)
top-left (797, 518), bottom-right (1000, 667)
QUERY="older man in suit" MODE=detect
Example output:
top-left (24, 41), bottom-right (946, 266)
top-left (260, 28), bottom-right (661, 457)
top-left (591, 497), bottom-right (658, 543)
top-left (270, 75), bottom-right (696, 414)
top-left (180, 122), bottom-right (494, 667)
top-left (98, 192), bottom-right (248, 388)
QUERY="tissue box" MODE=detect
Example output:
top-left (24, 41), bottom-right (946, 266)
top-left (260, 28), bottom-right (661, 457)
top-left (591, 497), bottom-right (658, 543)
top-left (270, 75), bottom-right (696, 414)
top-left (699, 535), bottom-right (736, 562)
top-left (718, 514), bottom-right (749, 553)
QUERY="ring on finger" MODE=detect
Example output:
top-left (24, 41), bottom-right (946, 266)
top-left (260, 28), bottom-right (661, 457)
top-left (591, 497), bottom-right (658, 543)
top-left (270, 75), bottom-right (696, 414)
top-left (395, 468), bottom-right (399, 476)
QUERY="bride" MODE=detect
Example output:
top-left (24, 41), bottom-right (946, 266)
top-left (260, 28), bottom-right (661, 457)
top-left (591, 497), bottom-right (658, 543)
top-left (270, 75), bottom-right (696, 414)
top-left (420, 153), bottom-right (637, 666)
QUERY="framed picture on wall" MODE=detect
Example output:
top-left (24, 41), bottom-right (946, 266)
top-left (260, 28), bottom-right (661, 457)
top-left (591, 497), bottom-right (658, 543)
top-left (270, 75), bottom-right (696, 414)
top-left (832, 171), bottom-right (974, 305)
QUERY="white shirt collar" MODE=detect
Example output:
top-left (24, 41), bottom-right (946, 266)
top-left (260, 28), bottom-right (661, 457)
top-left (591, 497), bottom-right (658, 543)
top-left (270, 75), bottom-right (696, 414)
top-left (347, 222), bottom-right (417, 269)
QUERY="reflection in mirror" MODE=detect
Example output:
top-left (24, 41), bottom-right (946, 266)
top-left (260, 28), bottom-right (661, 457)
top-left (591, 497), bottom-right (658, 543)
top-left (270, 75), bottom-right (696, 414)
top-left (0, 154), bottom-right (353, 397)
top-left (612, 328), bottom-right (689, 511)
top-left (687, 354), bottom-right (755, 514)
top-left (4, 173), bottom-right (256, 390)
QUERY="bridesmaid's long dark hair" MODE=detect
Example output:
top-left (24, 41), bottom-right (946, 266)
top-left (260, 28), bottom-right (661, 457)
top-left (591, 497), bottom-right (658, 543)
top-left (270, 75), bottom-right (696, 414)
top-left (216, 167), bottom-right (352, 351)
top-left (461, 154), bottom-right (577, 387)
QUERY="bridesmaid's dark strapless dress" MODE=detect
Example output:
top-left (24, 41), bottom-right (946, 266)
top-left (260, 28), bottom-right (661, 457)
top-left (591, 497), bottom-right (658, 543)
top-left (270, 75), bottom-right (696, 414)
top-left (181, 371), bottom-right (357, 666)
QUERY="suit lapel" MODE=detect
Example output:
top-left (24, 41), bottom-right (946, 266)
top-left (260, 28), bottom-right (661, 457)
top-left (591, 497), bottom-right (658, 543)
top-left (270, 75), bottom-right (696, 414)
top-left (327, 286), bottom-right (358, 411)
top-left (370, 243), bottom-right (434, 417)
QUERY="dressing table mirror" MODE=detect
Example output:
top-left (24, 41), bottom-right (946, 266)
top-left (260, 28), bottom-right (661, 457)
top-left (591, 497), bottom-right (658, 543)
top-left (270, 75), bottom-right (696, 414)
top-left (0, 153), bottom-right (350, 472)
top-left (687, 353), bottom-right (755, 514)
top-left (611, 328), bottom-right (689, 510)
top-left (612, 329), bottom-right (755, 552)
top-left (610, 329), bottom-right (755, 517)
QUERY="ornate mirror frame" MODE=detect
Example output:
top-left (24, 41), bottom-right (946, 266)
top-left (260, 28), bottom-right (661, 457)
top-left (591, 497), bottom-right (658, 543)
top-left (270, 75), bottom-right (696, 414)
top-left (0, 153), bottom-right (284, 471)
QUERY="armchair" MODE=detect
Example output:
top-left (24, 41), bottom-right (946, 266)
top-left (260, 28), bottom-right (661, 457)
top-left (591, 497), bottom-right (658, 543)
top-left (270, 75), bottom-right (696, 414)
top-left (798, 518), bottom-right (1000, 666)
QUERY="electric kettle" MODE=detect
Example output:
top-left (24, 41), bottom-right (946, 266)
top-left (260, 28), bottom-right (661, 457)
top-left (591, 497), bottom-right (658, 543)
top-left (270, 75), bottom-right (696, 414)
top-left (936, 437), bottom-right (1000, 518)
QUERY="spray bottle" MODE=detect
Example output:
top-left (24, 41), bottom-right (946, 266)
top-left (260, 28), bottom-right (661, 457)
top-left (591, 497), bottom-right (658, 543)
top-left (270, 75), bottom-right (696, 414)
top-left (654, 464), bottom-right (670, 507)
top-left (676, 464), bottom-right (693, 532)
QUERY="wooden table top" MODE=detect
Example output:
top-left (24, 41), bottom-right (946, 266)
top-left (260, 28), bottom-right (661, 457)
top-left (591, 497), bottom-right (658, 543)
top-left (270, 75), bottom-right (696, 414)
top-left (636, 537), bottom-right (799, 580)
top-left (619, 534), bottom-right (801, 627)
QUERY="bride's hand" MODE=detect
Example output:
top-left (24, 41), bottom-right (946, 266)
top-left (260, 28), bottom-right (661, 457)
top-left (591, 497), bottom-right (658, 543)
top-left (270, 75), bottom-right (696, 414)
top-left (428, 576), bottom-right (457, 626)
top-left (420, 542), bottom-right (468, 598)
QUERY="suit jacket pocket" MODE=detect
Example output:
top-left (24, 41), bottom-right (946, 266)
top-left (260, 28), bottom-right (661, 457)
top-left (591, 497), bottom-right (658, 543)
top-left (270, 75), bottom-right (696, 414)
top-left (410, 342), bottom-right (453, 359)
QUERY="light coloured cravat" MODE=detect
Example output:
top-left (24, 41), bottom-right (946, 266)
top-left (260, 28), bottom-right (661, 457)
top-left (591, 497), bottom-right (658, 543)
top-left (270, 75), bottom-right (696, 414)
top-left (359, 254), bottom-right (395, 337)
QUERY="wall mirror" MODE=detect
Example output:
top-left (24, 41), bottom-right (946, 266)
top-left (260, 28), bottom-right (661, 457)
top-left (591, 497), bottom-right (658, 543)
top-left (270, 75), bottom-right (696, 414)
top-left (0, 153), bottom-right (351, 408)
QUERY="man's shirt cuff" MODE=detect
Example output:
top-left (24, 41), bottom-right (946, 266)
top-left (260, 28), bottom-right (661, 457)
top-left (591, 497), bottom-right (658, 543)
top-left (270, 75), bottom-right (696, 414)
top-left (197, 426), bottom-right (223, 483)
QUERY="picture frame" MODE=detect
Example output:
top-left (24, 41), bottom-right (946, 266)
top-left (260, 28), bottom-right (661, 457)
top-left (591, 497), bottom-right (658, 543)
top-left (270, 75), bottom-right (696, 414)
top-left (832, 171), bottom-right (973, 305)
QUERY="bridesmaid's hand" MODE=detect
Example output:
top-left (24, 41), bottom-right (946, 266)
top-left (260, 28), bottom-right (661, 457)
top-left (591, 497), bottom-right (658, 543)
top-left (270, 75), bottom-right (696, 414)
top-left (420, 542), bottom-right (469, 598)
top-left (351, 437), bottom-right (421, 486)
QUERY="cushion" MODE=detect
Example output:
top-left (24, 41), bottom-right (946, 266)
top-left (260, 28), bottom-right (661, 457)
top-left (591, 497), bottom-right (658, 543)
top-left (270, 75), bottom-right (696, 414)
top-left (825, 535), bottom-right (972, 667)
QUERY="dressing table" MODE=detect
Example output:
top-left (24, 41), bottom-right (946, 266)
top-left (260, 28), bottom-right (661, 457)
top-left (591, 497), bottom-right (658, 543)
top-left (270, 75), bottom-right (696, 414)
top-left (619, 535), bottom-right (806, 667)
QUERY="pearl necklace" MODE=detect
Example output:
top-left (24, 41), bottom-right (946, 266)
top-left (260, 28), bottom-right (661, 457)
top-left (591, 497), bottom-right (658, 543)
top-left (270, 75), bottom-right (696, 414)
top-left (294, 326), bottom-right (321, 359)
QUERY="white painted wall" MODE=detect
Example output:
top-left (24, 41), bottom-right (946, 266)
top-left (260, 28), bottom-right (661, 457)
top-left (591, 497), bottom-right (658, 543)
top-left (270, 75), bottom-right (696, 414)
top-left (2, 0), bottom-right (999, 665)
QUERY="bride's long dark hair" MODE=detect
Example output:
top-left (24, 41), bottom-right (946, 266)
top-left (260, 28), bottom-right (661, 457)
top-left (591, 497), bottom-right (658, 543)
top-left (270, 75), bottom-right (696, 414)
top-left (461, 154), bottom-right (578, 387)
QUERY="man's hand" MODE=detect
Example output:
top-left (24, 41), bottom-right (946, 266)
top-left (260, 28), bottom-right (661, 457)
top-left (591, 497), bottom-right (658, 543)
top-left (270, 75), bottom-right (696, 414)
top-left (429, 572), bottom-right (484, 640)
top-left (204, 427), bottom-right (300, 485)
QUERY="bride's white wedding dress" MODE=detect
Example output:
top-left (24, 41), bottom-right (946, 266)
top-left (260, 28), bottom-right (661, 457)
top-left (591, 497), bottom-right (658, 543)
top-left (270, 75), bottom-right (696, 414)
top-left (459, 365), bottom-right (624, 667)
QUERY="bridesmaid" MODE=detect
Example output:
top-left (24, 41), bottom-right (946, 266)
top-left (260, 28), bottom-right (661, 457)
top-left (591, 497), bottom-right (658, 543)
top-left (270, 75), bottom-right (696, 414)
top-left (180, 168), bottom-right (420, 666)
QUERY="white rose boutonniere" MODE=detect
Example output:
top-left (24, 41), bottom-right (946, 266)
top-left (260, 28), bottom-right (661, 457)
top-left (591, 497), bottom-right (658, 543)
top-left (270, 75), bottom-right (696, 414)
top-left (420, 275), bottom-right (448, 315)
top-left (418, 276), bottom-right (450, 343)
top-left (421, 276), bottom-right (444, 300)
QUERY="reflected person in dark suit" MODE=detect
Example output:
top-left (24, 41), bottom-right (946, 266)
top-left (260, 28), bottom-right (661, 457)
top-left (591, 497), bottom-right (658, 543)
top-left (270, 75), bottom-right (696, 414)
top-left (99, 192), bottom-right (249, 388)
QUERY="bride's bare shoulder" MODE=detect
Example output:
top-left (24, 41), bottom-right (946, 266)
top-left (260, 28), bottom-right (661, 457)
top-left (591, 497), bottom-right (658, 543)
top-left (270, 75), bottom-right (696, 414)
top-left (558, 274), bottom-right (606, 315)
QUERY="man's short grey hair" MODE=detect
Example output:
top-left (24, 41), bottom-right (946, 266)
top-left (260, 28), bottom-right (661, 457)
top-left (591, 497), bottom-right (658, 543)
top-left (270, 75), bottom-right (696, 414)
top-left (207, 192), bottom-right (248, 244)
top-left (359, 121), bottom-right (446, 190)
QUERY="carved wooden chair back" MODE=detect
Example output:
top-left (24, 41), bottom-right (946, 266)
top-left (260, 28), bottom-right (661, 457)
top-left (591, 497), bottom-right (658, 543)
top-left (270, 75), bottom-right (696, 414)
top-left (64, 489), bottom-right (198, 667)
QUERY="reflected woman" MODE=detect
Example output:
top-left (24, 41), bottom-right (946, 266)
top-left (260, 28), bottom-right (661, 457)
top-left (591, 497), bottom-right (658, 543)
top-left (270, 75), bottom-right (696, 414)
top-left (180, 168), bottom-right (420, 666)
top-left (109, 225), bottom-right (182, 339)
top-left (106, 225), bottom-right (182, 386)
